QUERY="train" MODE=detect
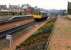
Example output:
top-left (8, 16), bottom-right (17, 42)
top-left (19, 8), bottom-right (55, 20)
top-left (0, 7), bottom-right (48, 23)
top-left (0, 15), bottom-right (32, 24)
top-left (24, 7), bottom-right (48, 21)
top-left (0, 12), bottom-right (48, 24)
top-left (0, 7), bottom-right (48, 39)
top-left (32, 11), bottom-right (48, 21)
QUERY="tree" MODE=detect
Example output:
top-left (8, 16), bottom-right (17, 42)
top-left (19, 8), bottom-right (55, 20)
top-left (68, 2), bottom-right (71, 14)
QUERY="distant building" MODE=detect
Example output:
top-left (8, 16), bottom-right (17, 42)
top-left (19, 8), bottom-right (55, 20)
top-left (9, 5), bottom-right (23, 12)
top-left (9, 5), bottom-right (19, 9)
top-left (0, 5), bottom-right (7, 10)
top-left (21, 4), bottom-right (33, 14)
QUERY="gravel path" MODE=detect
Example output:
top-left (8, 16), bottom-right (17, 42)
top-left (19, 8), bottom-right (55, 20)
top-left (48, 16), bottom-right (71, 50)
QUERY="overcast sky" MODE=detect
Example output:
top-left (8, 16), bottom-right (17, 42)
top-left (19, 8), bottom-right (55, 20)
top-left (0, 0), bottom-right (68, 10)
top-left (69, 0), bottom-right (71, 2)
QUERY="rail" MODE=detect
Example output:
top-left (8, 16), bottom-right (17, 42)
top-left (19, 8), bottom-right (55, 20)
top-left (0, 20), bottom-right (35, 39)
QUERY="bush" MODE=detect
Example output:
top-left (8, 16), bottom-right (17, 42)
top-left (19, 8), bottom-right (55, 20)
top-left (16, 18), bottom-right (56, 50)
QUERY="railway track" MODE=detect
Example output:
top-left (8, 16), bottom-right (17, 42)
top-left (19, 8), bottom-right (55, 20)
top-left (0, 19), bottom-right (47, 50)
top-left (13, 21), bottom-right (47, 50)
top-left (0, 19), bottom-right (44, 39)
top-left (15, 17), bottom-right (57, 50)
top-left (0, 17), bottom-right (55, 39)
top-left (1, 20), bottom-right (45, 50)
top-left (0, 19), bottom-right (33, 32)
top-left (0, 20), bottom-right (35, 39)
top-left (2, 17), bottom-right (56, 50)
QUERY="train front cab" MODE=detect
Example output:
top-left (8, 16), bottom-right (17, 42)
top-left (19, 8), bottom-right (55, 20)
top-left (32, 11), bottom-right (48, 21)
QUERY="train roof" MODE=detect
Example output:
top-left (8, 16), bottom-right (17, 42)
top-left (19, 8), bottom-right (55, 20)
top-left (40, 11), bottom-right (48, 13)
top-left (8, 15), bottom-right (32, 20)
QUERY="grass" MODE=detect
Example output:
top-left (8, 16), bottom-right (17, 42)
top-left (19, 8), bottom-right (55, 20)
top-left (16, 18), bottom-right (56, 50)
top-left (0, 39), bottom-right (9, 50)
top-left (13, 28), bottom-right (30, 38)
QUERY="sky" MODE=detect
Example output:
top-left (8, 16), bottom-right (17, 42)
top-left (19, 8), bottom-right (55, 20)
top-left (69, 0), bottom-right (71, 2)
top-left (0, 0), bottom-right (68, 10)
